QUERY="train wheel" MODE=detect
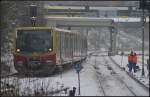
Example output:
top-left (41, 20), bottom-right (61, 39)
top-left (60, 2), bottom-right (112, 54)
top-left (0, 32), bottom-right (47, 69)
top-left (58, 65), bottom-right (63, 72)
top-left (33, 64), bottom-right (56, 77)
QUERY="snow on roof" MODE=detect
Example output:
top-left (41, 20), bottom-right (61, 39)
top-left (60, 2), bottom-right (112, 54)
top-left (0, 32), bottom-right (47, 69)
top-left (55, 28), bottom-right (72, 33)
top-left (55, 28), bottom-right (86, 37)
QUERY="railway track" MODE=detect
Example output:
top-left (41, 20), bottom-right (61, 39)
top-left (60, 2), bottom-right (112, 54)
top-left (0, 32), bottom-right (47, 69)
top-left (95, 70), bottom-right (137, 96)
top-left (93, 53), bottom-right (149, 96)
top-left (95, 70), bottom-right (106, 96)
top-left (109, 56), bottom-right (149, 90)
top-left (108, 56), bottom-right (149, 95)
top-left (103, 57), bottom-right (137, 96)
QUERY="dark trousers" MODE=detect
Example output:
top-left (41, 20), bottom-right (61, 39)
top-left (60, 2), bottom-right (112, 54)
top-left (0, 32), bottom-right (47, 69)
top-left (128, 62), bottom-right (137, 73)
top-left (128, 62), bottom-right (133, 72)
top-left (133, 63), bottom-right (137, 73)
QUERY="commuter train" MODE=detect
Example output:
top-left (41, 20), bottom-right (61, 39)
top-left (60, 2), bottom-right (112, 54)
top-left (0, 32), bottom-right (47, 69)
top-left (13, 27), bottom-right (87, 75)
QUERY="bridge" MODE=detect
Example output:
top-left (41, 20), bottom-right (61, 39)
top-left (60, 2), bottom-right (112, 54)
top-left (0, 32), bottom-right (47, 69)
top-left (45, 16), bottom-right (115, 27)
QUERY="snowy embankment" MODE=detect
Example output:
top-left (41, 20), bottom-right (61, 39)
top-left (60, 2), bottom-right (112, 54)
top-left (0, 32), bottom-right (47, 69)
top-left (117, 30), bottom-right (149, 52)
top-left (118, 51), bottom-right (149, 56)
top-left (119, 30), bottom-right (149, 46)
top-left (1, 57), bottom-right (102, 96)
top-left (89, 54), bottom-right (149, 96)
top-left (110, 54), bottom-right (149, 88)
top-left (1, 52), bottom-right (149, 96)
top-left (115, 28), bottom-right (149, 88)
top-left (1, 53), bottom-right (18, 76)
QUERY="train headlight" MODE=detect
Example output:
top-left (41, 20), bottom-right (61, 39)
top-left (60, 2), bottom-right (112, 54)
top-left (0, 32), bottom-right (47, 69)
top-left (17, 49), bottom-right (20, 52)
top-left (49, 48), bottom-right (52, 52)
top-left (17, 61), bottom-right (23, 66)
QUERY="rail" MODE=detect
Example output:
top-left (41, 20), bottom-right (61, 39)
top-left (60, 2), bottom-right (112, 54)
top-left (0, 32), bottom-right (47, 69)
top-left (109, 56), bottom-right (149, 91)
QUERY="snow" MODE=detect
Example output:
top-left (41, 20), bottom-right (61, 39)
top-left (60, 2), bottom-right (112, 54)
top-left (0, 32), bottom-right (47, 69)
top-left (106, 57), bottom-right (149, 96)
top-left (117, 30), bottom-right (149, 52)
top-left (1, 34), bottom-right (149, 96)
top-left (1, 58), bottom-right (101, 96)
top-left (119, 31), bottom-right (149, 46)
top-left (1, 23), bottom-right (149, 96)
top-left (88, 54), bottom-right (149, 96)
top-left (1, 53), bottom-right (18, 74)
top-left (1, 52), bottom-right (149, 96)
top-left (93, 58), bottom-right (135, 96)
top-left (111, 53), bottom-right (149, 88)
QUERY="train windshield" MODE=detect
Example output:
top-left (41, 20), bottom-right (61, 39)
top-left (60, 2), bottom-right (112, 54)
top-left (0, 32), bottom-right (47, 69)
top-left (16, 30), bottom-right (52, 54)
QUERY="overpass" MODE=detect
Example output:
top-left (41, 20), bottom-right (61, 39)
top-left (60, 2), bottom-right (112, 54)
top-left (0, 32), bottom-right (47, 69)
top-left (44, 5), bottom-right (142, 18)
top-left (45, 16), bottom-right (149, 23)
top-left (45, 16), bottom-right (115, 27)
top-left (44, 5), bottom-right (135, 11)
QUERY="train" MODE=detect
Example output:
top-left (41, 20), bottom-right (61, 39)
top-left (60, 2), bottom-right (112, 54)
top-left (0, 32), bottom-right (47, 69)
top-left (13, 27), bottom-right (87, 75)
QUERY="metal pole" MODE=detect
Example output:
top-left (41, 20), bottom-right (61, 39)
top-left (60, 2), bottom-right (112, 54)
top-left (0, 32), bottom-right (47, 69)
top-left (109, 27), bottom-right (113, 55)
top-left (78, 72), bottom-right (80, 95)
top-left (86, 29), bottom-right (88, 57)
top-left (141, 8), bottom-right (145, 76)
top-left (72, 34), bottom-right (74, 68)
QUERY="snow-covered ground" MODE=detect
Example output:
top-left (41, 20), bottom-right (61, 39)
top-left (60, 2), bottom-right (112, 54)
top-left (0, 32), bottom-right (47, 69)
top-left (1, 52), bottom-right (149, 96)
top-left (111, 54), bottom-right (149, 88)
top-left (117, 30), bottom-right (149, 51)
top-left (1, 24), bottom-right (149, 96)
top-left (1, 53), bottom-right (17, 75)
top-left (1, 38), bottom-right (149, 96)
top-left (1, 57), bottom-right (101, 96)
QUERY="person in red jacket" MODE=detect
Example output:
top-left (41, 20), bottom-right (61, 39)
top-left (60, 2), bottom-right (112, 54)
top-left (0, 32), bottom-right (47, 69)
top-left (128, 51), bottom-right (134, 72)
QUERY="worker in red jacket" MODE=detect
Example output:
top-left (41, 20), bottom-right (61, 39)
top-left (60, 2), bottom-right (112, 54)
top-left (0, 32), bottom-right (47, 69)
top-left (128, 51), bottom-right (134, 73)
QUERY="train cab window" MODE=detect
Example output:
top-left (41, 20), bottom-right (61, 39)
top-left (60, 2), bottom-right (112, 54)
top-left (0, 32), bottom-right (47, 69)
top-left (16, 29), bottom-right (52, 54)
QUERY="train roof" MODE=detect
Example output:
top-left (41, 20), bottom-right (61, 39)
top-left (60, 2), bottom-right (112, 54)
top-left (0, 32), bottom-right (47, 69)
top-left (54, 28), bottom-right (72, 33)
top-left (54, 28), bottom-right (79, 35)
top-left (16, 27), bottom-right (76, 33)
top-left (16, 27), bottom-right (53, 30)
top-left (16, 27), bottom-right (79, 34)
top-left (54, 28), bottom-right (86, 38)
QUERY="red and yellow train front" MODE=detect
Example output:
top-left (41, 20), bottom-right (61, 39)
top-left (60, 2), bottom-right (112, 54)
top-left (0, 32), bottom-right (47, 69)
top-left (13, 27), bottom-right (56, 74)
